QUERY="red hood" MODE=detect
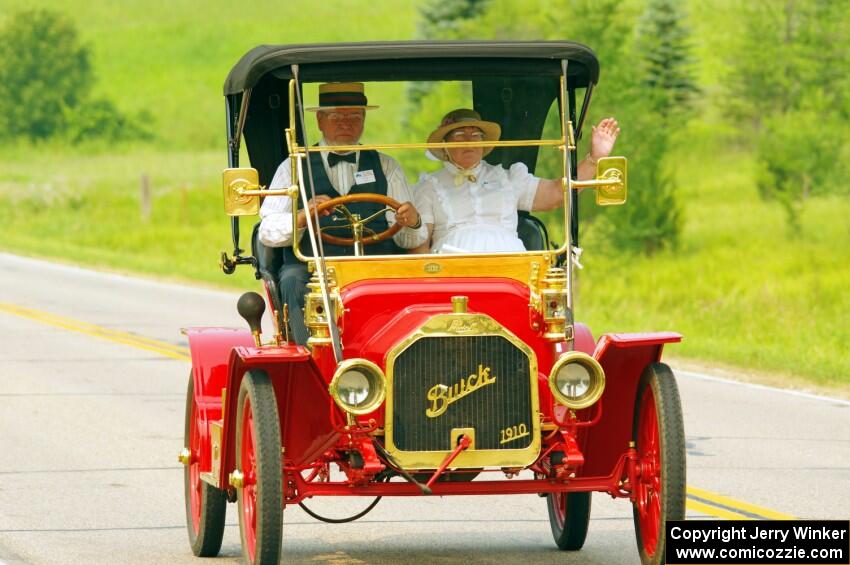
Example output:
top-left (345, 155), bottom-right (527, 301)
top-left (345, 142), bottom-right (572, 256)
top-left (338, 277), bottom-right (558, 370)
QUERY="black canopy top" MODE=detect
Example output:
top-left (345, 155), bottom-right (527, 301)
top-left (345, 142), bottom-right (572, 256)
top-left (224, 40), bottom-right (599, 95)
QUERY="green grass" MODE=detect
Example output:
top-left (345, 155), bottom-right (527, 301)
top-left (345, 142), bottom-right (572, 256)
top-left (0, 0), bottom-right (848, 390)
top-left (0, 146), bottom-right (258, 288)
top-left (0, 0), bottom-right (421, 283)
top-left (0, 0), bottom-right (420, 148)
top-left (577, 138), bottom-right (850, 387)
top-left (1, 139), bottom-right (847, 388)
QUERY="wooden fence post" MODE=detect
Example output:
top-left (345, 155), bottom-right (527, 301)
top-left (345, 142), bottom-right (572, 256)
top-left (140, 174), bottom-right (151, 223)
top-left (181, 184), bottom-right (188, 223)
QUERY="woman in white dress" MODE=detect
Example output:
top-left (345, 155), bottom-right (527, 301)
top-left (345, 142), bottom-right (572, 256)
top-left (413, 108), bottom-right (619, 254)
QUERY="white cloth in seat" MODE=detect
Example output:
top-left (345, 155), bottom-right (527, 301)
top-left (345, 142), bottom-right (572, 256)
top-left (414, 161), bottom-right (540, 253)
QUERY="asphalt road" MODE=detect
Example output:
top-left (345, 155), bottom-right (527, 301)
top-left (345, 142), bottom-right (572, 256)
top-left (0, 253), bottom-right (848, 565)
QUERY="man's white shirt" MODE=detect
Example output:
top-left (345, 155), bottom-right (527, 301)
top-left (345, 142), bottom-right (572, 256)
top-left (258, 139), bottom-right (427, 249)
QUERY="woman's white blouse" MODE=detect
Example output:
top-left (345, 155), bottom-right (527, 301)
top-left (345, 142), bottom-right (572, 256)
top-left (414, 161), bottom-right (540, 253)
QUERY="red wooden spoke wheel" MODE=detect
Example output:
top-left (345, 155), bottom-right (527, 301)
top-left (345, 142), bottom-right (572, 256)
top-left (632, 363), bottom-right (686, 565)
top-left (313, 193), bottom-right (402, 246)
top-left (547, 490), bottom-right (591, 550)
top-left (242, 400), bottom-right (258, 558)
top-left (236, 370), bottom-right (282, 565)
top-left (183, 375), bottom-right (226, 557)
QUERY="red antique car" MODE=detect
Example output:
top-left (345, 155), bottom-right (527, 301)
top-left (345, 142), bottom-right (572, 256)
top-left (180, 41), bottom-right (685, 565)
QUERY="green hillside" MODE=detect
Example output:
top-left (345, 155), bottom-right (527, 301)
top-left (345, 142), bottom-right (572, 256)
top-left (0, 0), bottom-right (848, 391)
top-left (0, 0), bottom-right (419, 148)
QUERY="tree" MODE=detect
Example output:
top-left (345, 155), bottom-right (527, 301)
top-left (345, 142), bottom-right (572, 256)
top-left (636, 0), bottom-right (699, 119)
top-left (596, 0), bottom-right (697, 254)
top-left (416, 0), bottom-right (492, 39)
top-left (722, 0), bottom-right (850, 228)
top-left (755, 102), bottom-right (848, 232)
top-left (594, 105), bottom-right (683, 255)
top-left (463, 0), bottom-right (693, 254)
top-left (0, 8), bottom-right (151, 144)
top-left (568, 0), bottom-right (699, 255)
top-left (724, 0), bottom-right (849, 128)
top-left (406, 0), bottom-right (695, 254)
top-left (65, 98), bottom-right (153, 144)
top-left (0, 9), bottom-right (92, 140)
top-left (406, 0), bottom-right (491, 117)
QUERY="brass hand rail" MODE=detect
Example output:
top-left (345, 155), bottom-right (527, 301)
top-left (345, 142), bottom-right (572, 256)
top-left (294, 138), bottom-right (567, 154)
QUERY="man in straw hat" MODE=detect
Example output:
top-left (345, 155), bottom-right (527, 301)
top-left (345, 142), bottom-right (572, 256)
top-left (258, 82), bottom-right (427, 344)
top-left (412, 108), bottom-right (619, 254)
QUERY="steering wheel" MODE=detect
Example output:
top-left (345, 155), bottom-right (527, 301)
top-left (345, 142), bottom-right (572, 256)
top-left (312, 193), bottom-right (402, 246)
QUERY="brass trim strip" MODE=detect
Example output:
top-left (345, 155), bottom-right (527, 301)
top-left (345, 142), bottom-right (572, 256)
top-left (326, 254), bottom-right (550, 289)
top-left (236, 186), bottom-right (297, 198)
top-left (559, 73), bottom-right (575, 316)
top-left (299, 245), bottom-right (563, 267)
top-left (296, 138), bottom-right (565, 154)
top-left (288, 73), bottom-right (344, 361)
top-left (570, 178), bottom-right (624, 190)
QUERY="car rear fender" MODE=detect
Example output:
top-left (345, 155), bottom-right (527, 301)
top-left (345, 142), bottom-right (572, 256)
top-left (184, 327), bottom-right (255, 473)
top-left (578, 332), bottom-right (682, 477)
top-left (185, 326), bottom-right (255, 415)
top-left (219, 345), bottom-right (340, 489)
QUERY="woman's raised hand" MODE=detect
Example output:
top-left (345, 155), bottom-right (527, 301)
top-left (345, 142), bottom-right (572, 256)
top-left (591, 117), bottom-right (621, 160)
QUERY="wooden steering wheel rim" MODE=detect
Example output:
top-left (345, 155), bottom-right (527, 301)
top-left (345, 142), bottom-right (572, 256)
top-left (313, 193), bottom-right (402, 246)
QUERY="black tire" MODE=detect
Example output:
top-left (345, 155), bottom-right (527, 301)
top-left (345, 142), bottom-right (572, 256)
top-left (547, 491), bottom-right (591, 550)
top-left (632, 363), bottom-right (686, 565)
top-left (183, 374), bottom-right (227, 557)
top-left (236, 370), bottom-right (283, 565)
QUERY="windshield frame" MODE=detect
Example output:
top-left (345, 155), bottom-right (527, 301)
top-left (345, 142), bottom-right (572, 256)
top-left (286, 73), bottom-right (576, 265)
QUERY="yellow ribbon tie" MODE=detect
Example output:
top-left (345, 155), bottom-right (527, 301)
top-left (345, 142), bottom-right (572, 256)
top-left (454, 170), bottom-right (477, 186)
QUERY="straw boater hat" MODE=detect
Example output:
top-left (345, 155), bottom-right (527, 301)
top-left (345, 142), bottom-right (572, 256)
top-left (427, 108), bottom-right (501, 161)
top-left (307, 82), bottom-right (378, 111)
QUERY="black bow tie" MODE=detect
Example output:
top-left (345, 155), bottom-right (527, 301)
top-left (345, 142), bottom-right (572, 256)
top-left (328, 152), bottom-right (357, 167)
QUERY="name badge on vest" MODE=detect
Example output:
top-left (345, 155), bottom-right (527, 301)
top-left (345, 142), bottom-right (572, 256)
top-left (354, 170), bottom-right (376, 185)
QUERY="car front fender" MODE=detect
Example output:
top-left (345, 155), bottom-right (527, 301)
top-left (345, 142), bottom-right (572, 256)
top-left (578, 332), bottom-right (682, 477)
top-left (219, 345), bottom-right (340, 488)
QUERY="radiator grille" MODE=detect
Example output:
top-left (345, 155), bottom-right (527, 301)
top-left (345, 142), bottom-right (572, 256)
top-left (391, 335), bottom-right (533, 452)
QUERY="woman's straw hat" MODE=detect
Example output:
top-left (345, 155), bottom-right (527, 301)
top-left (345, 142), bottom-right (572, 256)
top-left (427, 108), bottom-right (501, 160)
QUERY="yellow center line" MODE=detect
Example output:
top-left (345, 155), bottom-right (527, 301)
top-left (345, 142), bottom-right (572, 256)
top-left (687, 498), bottom-right (755, 520)
top-left (687, 486), bottom-right (796, 520)
top-left (0, 302), bottom-right (796, 520)
top-left (0, 302), bottom-right (191, 361)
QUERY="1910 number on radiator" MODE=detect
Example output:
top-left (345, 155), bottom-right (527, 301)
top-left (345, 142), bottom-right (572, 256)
top-left (499, 423), bottom-right (529, 445)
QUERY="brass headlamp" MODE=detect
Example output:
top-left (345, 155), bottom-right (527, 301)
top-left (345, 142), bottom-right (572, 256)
top-left (548, 351), bottom-right (605, 410)
top-left (329, 359), bottom-right (386, 415)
